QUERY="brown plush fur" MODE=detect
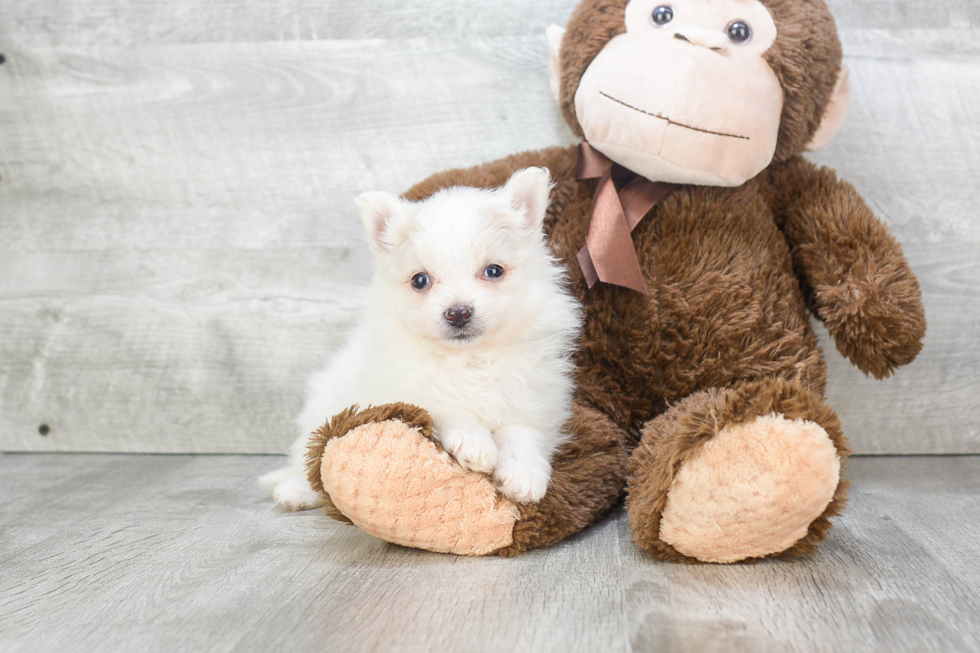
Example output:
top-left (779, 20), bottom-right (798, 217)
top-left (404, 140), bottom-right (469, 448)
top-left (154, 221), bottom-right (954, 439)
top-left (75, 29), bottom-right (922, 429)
top-left (558, 0), bottom-right (843, 161)
top-left (625, 379), bottom-right (851, 563)
top-left (324, 0), bottom-right (924, 560)
top-left (307, 399), bottom-right (629, 555)
top-left (769, 158), bottom-right (926, 377)
top-left (399, 142), bottom-right (922, 557)
top-left (499, 402), bottom-right (629, 556)
top-left (306, 403), bottom-right (434, 524)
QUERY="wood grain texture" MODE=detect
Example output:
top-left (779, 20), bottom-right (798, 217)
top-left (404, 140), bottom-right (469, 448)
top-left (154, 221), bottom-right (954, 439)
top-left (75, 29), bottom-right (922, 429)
top-left (810, 30), bottom-right (980, 244)
top-left (1, 0), bottom-right (976, 47)
top-left (0, 22), bottom-right (977, 453)
top-left (822, 244), bottom-right (980, 454)
top-left (0, 1), bottom-right (578, 46)
top-left (0, 37), bottom-right (571, 453)
top-left (0, 454), bottom-right (978, 652)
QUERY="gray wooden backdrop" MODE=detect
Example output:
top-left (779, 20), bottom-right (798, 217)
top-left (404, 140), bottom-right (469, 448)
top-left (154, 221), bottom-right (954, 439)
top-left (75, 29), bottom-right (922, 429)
top-left (1, 1), bottom-right (978, 454)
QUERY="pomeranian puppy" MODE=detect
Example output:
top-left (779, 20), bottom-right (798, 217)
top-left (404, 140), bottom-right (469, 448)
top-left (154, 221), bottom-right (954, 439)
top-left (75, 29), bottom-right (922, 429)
top-left (259, 167), bottom-right (582, 510)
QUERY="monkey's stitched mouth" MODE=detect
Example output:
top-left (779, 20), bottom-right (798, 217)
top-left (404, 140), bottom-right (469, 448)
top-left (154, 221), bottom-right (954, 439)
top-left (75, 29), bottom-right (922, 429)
top-left (600, 92), bottom-right (750, 141)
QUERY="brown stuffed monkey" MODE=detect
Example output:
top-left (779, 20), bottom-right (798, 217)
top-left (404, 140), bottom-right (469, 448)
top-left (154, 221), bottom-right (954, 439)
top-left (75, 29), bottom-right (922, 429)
top-left (305, 0), bottom-right (926, 563)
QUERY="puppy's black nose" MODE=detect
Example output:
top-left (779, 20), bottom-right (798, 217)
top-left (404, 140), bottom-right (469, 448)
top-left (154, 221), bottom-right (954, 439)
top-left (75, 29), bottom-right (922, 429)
top-left (444, 306), bottom-right (473, 328)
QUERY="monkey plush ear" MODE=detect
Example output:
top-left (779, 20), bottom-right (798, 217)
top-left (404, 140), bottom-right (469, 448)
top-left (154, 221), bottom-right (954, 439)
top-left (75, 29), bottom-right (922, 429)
top-left (546, 25), bottom-right (566, 105)
top-left (502, 167), bottom-right (553, 233)
top-left (806, 66), bottom-right (851, 151)
top-left (355, 191), bottom-right (404, 255)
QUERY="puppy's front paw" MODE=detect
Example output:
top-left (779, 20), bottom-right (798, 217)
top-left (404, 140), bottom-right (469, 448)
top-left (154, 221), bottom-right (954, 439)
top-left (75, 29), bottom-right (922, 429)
top-left (493, 453), bottom-right (551, 504)
top-left (273, 477), bottom-right (327, 512)
top-left (438, 426), bottom-right (498, 474)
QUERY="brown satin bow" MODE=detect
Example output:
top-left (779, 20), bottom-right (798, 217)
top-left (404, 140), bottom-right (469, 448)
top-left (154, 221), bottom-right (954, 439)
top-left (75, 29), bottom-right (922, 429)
top-left (575, 143), bottom-right (677, 294)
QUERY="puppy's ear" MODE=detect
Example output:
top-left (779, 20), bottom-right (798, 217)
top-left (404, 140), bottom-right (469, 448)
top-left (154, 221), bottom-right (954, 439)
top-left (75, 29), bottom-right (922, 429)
top-left (355, 191), bottom-right (403, 255)
top-left (502, 167), bottom-right (552, 233)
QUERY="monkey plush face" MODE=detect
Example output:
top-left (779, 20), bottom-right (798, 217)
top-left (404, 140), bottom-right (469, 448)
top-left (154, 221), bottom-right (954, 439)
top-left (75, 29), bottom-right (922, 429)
top-left (549, 0), bottom-right (850, 187)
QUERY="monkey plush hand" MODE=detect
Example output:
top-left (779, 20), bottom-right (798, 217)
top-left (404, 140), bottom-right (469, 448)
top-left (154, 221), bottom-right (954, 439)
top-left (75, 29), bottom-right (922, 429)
top-left (307, 0), bottom-right (925, 562)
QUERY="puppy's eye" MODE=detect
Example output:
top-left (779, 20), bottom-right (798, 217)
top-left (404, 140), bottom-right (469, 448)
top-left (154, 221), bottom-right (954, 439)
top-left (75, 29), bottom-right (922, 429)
top-left (484, 264), bottom-right (505, 280)
top-left (651, 5), bottom-right (674, 26)
top-left (726, 20), bottom-right (751, 44)
top-left (411, 273), bottom-right (430, 290)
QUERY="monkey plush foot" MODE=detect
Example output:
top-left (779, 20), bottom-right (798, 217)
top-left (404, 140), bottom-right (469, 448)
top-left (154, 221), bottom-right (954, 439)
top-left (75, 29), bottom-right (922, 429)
top-left (307, 403), bottom-right (519, 556)
top-left (658, 414), bottom-right (840, 562)
top-left (627, 379), bottom-right (851, 563)
top-left (306, 402), bottom-right (628, 556)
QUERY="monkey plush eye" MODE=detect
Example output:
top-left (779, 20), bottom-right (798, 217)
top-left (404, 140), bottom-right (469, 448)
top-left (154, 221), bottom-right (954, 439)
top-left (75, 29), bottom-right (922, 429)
top-left (411, 272), bottom-right (430, 290)
top-left (726, 20), bottom-right (752, 44)
top-left (484, 264), bottom-right (505, 279)
top-left (651, 5), bottom-right (674, 26)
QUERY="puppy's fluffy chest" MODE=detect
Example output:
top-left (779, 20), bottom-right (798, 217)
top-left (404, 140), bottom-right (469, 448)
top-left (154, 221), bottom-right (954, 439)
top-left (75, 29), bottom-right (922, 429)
top-left (376, 341), bottom-right (560, 432)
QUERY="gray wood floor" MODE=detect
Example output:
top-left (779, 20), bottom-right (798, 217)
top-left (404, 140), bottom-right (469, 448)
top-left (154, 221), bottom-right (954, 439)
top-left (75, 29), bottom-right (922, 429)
top-left (1, 454), bottom-right (978, 653)
top-left (0, 2), bottom-right (978, 455)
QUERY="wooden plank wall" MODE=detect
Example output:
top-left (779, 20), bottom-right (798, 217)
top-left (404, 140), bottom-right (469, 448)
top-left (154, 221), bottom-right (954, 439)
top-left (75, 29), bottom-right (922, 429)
top-left (0, 1), bottom-right (977, 454)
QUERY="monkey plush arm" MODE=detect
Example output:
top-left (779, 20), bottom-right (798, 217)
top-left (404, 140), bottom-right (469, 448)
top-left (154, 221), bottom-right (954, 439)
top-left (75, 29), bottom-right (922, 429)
top-left (769, 157), bottom-right (926, 379)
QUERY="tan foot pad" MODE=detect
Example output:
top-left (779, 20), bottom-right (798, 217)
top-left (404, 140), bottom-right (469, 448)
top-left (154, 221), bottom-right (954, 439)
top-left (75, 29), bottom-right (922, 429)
top-left (321, 420), bottom-right (520, 556)
top-left (660, 414), bottom-right (840, 563)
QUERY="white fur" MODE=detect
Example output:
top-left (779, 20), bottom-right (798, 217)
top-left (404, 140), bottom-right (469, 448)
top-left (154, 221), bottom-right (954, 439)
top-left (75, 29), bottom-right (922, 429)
top-left (260, 167), bottom-right (582, 509)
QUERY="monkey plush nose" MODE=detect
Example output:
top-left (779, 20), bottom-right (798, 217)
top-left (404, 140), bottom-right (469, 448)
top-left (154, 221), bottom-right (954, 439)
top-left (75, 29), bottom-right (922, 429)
top-left (673, 25), bottom-right (728, 51)
top-left (444, 306), bottom-right (473, 328)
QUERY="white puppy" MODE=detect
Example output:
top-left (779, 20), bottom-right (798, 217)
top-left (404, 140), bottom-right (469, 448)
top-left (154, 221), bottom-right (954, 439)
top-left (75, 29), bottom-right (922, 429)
top-left (259, 167), bottom-right (582, 510)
